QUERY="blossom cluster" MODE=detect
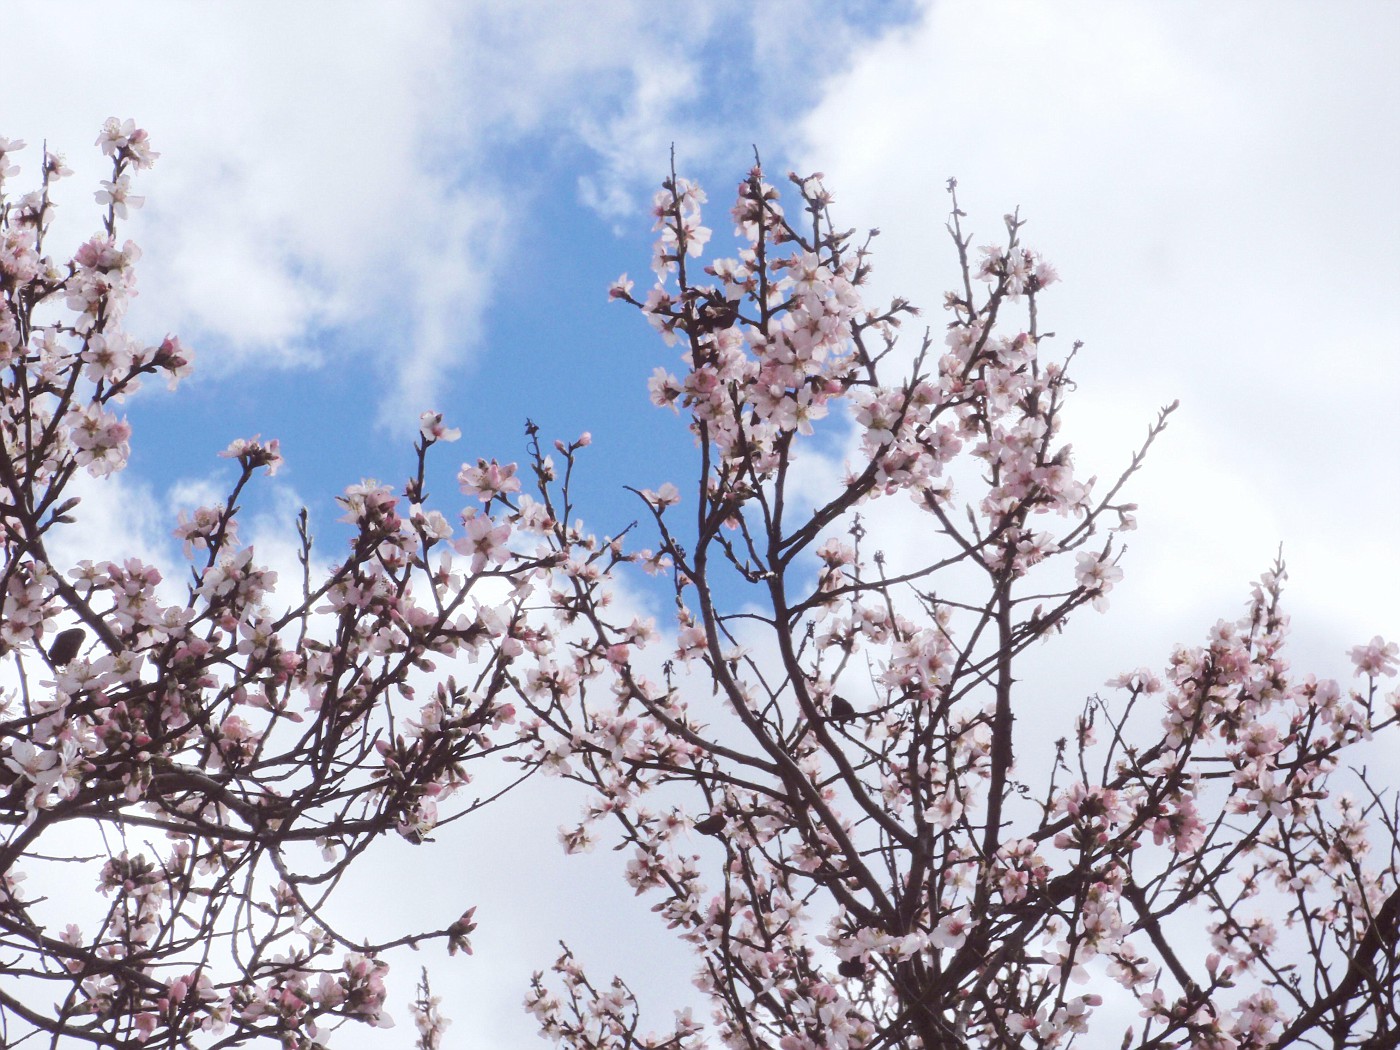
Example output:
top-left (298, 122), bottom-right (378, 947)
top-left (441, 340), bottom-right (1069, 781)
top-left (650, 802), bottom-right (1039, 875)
top-left (516, 169), bottom-right (1400, 1050)
top-left (0, 124), bottom-right (554, 1048)
top-left (2, 123), bottom-right (1395, 1050)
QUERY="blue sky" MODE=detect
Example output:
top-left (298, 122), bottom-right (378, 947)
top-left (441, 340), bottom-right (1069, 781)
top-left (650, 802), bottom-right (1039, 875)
top-left (3, 2), bottom-right (1397, 1045)
top-left (3, 1), bottom-right (925, 548)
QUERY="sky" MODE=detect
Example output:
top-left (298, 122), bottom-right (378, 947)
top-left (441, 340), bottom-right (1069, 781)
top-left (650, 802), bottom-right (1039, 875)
top-left (2, 2), bottom-right (1397, 1046)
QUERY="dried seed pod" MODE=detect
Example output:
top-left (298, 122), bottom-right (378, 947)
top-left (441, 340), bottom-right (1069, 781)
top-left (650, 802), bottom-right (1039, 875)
top-left (48, 628), bottom-right (86, 666)
top-left (694, 813), bottom-right (727, 836)
top-left (829, 694), bottom-right (859, 722)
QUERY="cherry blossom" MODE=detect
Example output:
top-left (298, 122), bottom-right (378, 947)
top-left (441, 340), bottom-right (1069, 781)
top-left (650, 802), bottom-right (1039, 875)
top-left (519, 167), bottom-right (1399, 1050)
top-left (0, 122), bottom-right (554, 1048)
top-left (1, 123), bottom-right (1395, 1050)
top-left (1350, 634), bottom-right (1398, 677)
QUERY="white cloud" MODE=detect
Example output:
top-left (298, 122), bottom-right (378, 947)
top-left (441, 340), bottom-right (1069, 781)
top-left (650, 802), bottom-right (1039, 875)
top-left (45, 470), bottom-right (183, 603)
top-left (0, 2), bottom-right (768, 431)
top-left (788, 0), bottom-right (1400, 675)
top-left (1, 2), bottom-right (489, 420)
top-left (0, 2), bottom-right (932, 435)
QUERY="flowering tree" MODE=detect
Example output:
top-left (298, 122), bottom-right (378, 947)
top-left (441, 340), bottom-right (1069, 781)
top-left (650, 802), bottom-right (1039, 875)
top-left (1, 123), bottom-right (1396, 1050)
top-left (0, 124), bottom-right (538, 1046)
top-left (510, 170), bottom-right (1400, 1048)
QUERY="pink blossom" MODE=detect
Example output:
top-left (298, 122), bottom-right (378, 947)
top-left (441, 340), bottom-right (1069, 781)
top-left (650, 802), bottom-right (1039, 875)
top-left (94, 174), bottom-right (144, 218)
top-left (458, 458), bottom-right (521, 502)
top-left (95, 117), bottom-right (158, 167)
top-left (419, 410), bottom-right (462, 443)
top-left (1349, 635), bottom-right (1398, 677)
top-left (1075, 551), bottom-right (1123, 612)
top-left (219, 435), bottom-right (282, 476)
top-left (452, 509), bottom-right (512, 571)
top-left (931, 909), bottom-right (971, 951)
top-left (641, 482), bottom-right (681, 509)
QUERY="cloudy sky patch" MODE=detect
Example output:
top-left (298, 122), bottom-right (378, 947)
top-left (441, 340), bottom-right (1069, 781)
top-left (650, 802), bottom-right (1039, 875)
top-left (3, 2), bottom-right (1395, 1045)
